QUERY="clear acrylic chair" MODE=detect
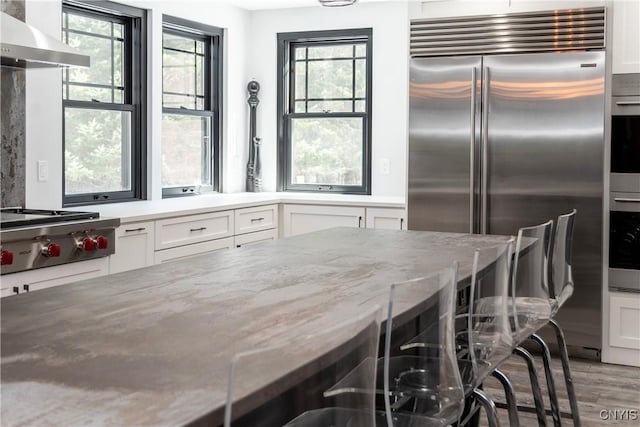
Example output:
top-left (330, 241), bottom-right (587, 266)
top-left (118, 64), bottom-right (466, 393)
top-left (224, 306), bottom-right (384, 427)
top-left (381, 263), bottom-right (465, 427)
top-left (546, 209), bottom-right (580, 427)
top-left (391, 244), bottom-right (514, 427)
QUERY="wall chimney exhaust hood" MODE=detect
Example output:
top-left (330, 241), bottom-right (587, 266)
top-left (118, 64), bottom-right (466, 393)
top-left (1, 12), bottom-right (90, 69)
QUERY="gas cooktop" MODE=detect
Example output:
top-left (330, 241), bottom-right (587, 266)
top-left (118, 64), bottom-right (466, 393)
top-left (0, 208), bottom-right (100, 229)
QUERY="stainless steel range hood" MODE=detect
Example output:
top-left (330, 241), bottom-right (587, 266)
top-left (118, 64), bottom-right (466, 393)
top-left (1, 12), bottom-right (90, 69)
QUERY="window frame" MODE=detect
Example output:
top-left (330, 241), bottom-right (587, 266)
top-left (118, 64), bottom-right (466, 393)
top-left (277, 28), bottom-right (373, 194)
top-left (62, 0), bottom-right (147, 206)
top-left (161, 15), bottom-right (223, 198)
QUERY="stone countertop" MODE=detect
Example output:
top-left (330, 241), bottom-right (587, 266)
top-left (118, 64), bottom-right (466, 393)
top-left (0, 228), bottom-right (511, 426)
top-left (67, 192), bottom-right (406, 224)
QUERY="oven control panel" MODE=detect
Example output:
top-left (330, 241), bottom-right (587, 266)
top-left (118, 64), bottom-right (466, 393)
top-left (0, 228), bottom-right (115, 275)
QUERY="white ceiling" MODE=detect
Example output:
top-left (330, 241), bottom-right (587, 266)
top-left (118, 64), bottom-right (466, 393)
top-left (211, 0), bottom-right (411, 11)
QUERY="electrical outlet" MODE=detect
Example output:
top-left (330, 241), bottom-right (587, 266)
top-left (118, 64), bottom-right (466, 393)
top-left (380, 158), bottom-right (390, 175)
top-left (37, 160), bottom-right (49, 182)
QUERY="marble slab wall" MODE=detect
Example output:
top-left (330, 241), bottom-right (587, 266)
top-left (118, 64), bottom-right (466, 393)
top-left (1, 0), bottom-right (26, 208)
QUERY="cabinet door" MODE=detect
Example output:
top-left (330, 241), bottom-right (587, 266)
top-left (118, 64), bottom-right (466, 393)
top-left (235, 204), bottom-right (278, 235)
top-left (366, 208), bottom-right (406, 230)
top-left (282, 205), bottom-right (365, 237)
top-left (110, 221), bottom-right (155, 274)
top-left (154, 237), bottom-right (234, 264)
top-left (0, 258), bottom-right (109, 297)
top-left (612, 0), bottom-right (640, 74)
top-left (235, 229), bottom-right (278, 248)
top-left (155, 211), bottom-right (234, 250)
top-left (609, 292), bottom-right (640, 350)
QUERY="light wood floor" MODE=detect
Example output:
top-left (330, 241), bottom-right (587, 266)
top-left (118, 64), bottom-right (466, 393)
top-left (479, 355), bottom-right (640, 427)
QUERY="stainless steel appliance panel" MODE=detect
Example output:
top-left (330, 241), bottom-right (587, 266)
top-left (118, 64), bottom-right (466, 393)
top-left (483, 51), bottom-right (605, 349)
top-left (408, 56), bottom-right (482, 233)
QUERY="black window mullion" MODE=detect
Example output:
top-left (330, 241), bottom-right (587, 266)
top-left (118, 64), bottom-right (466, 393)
top-left (352, 44), bottom-right (356, 113)
top-left (304, 47), bottom-right (309, 113)
top-left (111, 22), bottom-right (115, 103)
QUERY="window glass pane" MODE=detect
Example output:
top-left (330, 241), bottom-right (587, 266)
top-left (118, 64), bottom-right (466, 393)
top-left (290, 117), bottom-right (363, 186)
top-left (162, 114), bottom-right (212, 188)
top-left (64, 108), bottom-right (132, 194)
top-left (163, 31), bottom-right (206, 110)
top-left (63, 13), bottom-right (125, 104)
top-left (355, 100), bottom-right (366, 113)
top-left (294, 62), bottom-right (306, 100)
top-left (113, 23), bottom-right (123, 38)
top-left (295, 101), bottom-right (306, 113)
top-left (307, 100), bottom-right (353, 113)
top-left (294, 46), bottom-right (306, 60)
top-left (307, 45), bottom-right (353, 59)
top-left (67, 85), bottom-right (122, 103)
top-left (67, 13), bottom-right (111, 36)
top-left (355, 59), bottom-right (366, 99)
top-left (307, 59), bottom-right (353, 103)
top-left (355, 43), bottom-right (366, 57)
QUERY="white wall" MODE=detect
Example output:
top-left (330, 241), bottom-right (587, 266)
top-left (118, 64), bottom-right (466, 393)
top-left (24, 0), bottom-right (250, 209)
top-left (248, 2), bottom-right (410, 197)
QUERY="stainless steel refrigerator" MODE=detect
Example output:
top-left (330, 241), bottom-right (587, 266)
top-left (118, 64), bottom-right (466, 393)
top-left (408, 51), bottom-right (605, 354)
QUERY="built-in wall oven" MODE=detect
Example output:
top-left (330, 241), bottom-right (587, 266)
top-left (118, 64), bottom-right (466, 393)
top-left (609, 73), bottom-right (640, 293)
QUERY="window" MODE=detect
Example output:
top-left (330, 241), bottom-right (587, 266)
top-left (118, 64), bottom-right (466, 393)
top-left (62, 1), bottom-right (146, 205)
top-left (162, 16), bottom-right (222, 197)
top-left (277, 29), bottom-right (372, 194)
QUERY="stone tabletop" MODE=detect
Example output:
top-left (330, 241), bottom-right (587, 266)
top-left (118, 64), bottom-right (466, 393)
top-left (1, 228), bottom-right (513, 427)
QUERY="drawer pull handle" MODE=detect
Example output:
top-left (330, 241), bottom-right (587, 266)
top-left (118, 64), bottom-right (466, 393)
top-left (614, 198), bottom-right (640, 203)
top-left (615, 101), bottom-right (640, 106)
top-left (190, 227), bottom-right (207, 232)
top-left (125, 227), bottom-right (146, 232)
top-left (250, 217), bottom-right (265, 222)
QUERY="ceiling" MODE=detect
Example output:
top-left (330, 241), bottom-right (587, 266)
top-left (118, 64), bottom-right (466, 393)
top-left (212, 0), bottom-right (411, 11)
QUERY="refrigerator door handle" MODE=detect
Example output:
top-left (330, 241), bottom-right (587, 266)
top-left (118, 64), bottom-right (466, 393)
top-left (470, 67), bottom-right (477, 234)
top-left (481, 66), bottom-right (490, 234)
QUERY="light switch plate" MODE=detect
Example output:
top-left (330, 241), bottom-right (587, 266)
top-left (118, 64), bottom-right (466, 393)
top-left (380, 158), bottom-right (390, 175)
top-left (37, 160), bottom-right (48, 182)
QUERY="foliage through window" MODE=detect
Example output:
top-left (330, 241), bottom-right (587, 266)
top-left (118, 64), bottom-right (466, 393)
top-left (278, 29), bottom-right (372, 194)
top-left (162, 18), bottom-right (221, 197)
top-left (62, 1), bottom-right (145, 205)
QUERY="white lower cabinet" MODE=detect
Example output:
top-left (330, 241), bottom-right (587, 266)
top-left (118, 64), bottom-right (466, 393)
top-left (154, 237), bottom-right (234, 264)
top-left (607, 292), bottom-right (640, 367)
top-left (235, 229), bottom-right (278, 248)
top-left (0, 258), bottom-right (109, 297)
top-left (366, 207), bottom-right (406, 230)
top-left (110, 221), bottom-right (155, 274)
top-left (282, 204), bottom-right (365, 237)
top-left (155, 211), bottom-right (234, 251)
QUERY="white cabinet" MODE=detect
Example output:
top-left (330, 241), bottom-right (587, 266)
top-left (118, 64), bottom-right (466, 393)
top-left (0, 258), bottom-right (109, 298)
top-left (607, 292), bottom-right (640, 367)
top-left (235, 204), bottom-right (278, 235)
top-left (110, 221), bottom-right (155, 274)
top-left (235, 229), bottom-right (278, 248)
top-left (282, 204), bottom-right (365, 237)
top-left (612, 0), bottom-right (640, 74)
top-left (366, 208), bottom-right (406, 230)
top-left (154, 237), bottom-right (234, 264)
top-left (155, 211), bottom-right (234, 250)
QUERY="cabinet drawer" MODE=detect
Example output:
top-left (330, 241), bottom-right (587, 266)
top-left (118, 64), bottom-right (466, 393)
top-left (235, 204), bottom-right (277, 235)
top-left (235, 229), bottom-right (278, 248)
top-left (111, 221), bottom-right (155, 274)
top-left (154, 237), bottom-right (234, 264)
top-left (283, 204), bottom-right (365, 237)
top-left (155, 211), bottom-right (234, 250)
top-left (1, 258), bottom-right (109, 297)
top-left (366, 208), bottom-right (406, 230)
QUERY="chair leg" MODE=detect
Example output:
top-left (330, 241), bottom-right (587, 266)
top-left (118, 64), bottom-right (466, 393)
top-left (529, 334), bottom-right (562, 427)
top-left (492, 369), bottom-right (520, 427)
top-left (548, 319), bottom-right (581, 427)
top-left (472, 388), bottom-right (501, 427)
top-left (513, 346), bottom-right (547, 427)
